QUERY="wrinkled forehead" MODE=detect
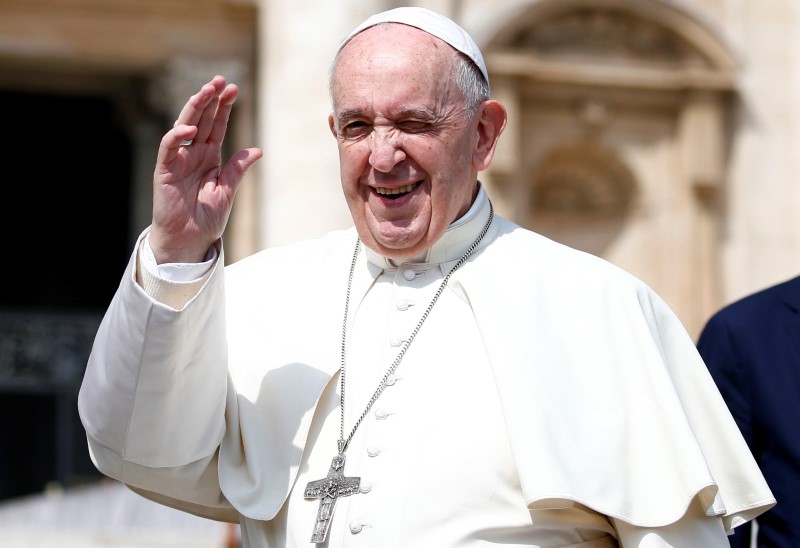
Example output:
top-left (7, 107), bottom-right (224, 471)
top-left (336, 6), bottom-right (489, 85)
top-left (331, 26), bottom-right (457, 115)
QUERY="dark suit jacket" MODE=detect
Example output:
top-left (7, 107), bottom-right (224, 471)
top-left (697, 275), bottom-right (800, 548)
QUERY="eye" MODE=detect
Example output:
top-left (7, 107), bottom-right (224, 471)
top-left (340, 120), bottom-right (371, 138)
top-left (398, 120), bottom-right (432, 133)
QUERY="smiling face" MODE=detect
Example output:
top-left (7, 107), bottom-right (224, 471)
top-left (329, 24), bottom-right (493, 260)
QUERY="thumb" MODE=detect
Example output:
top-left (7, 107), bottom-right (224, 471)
top-left (219, 147), bottom-right (263, 190)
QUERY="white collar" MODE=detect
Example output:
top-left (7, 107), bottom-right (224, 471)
top-left (364, 185), bottom-right (492, 271)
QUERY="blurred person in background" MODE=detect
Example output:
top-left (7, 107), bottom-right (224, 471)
top-left (697, 274), bottom-right (800, 547)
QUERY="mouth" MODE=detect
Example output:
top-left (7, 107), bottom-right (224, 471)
top-left (375, 182), bottom-right (420, 199)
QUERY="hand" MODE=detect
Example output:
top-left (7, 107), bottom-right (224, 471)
top-left (149, 75), bottom-right (263, 264)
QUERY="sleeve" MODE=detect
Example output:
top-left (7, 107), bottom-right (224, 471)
top-left (137, 230), bottom-right (216, 310)
top-left (613, 495), bottom-right (730, 547)
top-left (461, 231), bottom-right (775, 541)
top-left (77, 228), bottom-right (236, 521)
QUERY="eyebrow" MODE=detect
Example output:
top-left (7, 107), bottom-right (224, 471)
top-left (334, 109), bottom-right (363, 125)
top-left (336, 107), bottom-right (437, 125)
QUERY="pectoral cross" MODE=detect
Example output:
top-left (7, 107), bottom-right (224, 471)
top-left (304, 453), bottom-right (361, 543)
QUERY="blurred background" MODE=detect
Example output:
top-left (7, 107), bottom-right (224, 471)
top-left (0, 0), bottom-right (797, 545)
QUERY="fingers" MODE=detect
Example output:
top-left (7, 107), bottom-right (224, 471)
top-left (218, 147), bottom-right (264, 189)
top-left (194, 82), bottom-right (238, 145)
top-left (157, 76), bottom-right (241, 166)
top-left (172, 75), bottom-right (237, 146)
top-left (206, 84), bottom-right (238, 145)
top-left (174, 75), bottom-right (226, 130)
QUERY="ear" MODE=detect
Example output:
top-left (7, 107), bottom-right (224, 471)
top-left (328, 113), bottom-right (338, 138)
top-left (472, 100), bottom-right (507, 171)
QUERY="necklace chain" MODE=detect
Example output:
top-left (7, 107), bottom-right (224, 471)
top-left (337, 200), bottom-right (494, 454)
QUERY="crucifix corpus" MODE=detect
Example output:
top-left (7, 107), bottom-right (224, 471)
top-left (304, 453), bottom-right (361, 543)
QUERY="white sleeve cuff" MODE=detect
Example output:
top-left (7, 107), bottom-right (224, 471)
top-left (135, 236), bottom-right (218, 310)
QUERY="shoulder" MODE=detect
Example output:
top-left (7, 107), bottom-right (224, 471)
top-left (698, 276), bottom-right (800, 351)
top-left (708, 275), bottom-right (800, 325)
top-left (481, 216), bottom-right (652, 296)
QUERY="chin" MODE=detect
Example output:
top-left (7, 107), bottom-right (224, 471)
top-left (361, 218), bottom-right (435, 259)
top-left (380, 240), bottom-right (430, 261)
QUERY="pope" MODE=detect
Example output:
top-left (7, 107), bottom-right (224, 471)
top-left (79, 6), bottom-right (774, 547)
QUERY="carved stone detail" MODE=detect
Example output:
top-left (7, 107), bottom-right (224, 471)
top-left (531, 140), bottom-right (636, 217)
top-left (507, 7), bottom-right (708, 68)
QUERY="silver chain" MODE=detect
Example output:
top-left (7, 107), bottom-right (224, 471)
top-left (337, 200), bottom-right (494, 454)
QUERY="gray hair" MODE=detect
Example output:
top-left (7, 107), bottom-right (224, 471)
top-left (453, 52), bottom-right (490, 119)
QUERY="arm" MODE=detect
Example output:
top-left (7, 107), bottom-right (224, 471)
top-left (78, 76), bottom-right (261, 519)
top-left (77, 236), bottom-right (235, 518)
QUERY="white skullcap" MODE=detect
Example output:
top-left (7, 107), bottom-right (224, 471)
top-left (339, 6), bottom-right (489, 86)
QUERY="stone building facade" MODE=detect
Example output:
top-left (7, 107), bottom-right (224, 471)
top-left (3, 0), bottom-right (797, 333)
top-left (0, 0), bottom-right (797, 498)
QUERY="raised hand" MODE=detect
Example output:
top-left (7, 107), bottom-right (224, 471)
top-left (150, 75), bottom-right (263, 264)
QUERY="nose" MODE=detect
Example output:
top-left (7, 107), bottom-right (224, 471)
top-left (368, 128), bottom-right (406, 172)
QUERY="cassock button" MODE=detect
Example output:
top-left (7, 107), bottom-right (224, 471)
top-left (359, 480), bottom-right (372, 493)
top-left (396, 299), bottom-right (410, 311)
top-left (349, 521), bottom-right (363, 534)
top-left (403, 269), bottom-right (416, 281)
top-left (367, 446), bottom-right (381, 457)
top-left (385, 374), bottom-right (396, 386)
top-left (389, 336), bottom-right (403, 347)
top-left (374, 409), bottom-right (388, 420)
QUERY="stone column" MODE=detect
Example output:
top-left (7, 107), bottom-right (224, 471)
top-left (485, 75), bottom-right (524, 221)
top-left (678, 90), bottom-right (726, 334)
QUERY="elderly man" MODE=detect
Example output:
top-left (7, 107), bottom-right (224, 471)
top-left (79, 7), bottom-right (774, 547)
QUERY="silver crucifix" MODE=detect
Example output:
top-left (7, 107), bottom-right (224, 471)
top-left (304, 453), bottom-right (361, 543)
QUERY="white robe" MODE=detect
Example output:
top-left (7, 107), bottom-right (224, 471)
top-left (78, 189), bottom-right (774, 547)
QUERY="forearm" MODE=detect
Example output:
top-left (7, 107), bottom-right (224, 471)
top-left (78, 231), bottom-right (229, 470)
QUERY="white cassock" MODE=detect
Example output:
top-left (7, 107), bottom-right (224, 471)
top-left (79, 187), bottom-right (775, 547)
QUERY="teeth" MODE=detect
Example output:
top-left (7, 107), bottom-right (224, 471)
top-left (376, 183), bottom-right (415, 196)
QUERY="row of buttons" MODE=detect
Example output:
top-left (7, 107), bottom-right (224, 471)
top-left (348, 271), bottom-right (416, 537)
top-left (348, 390), bottom-right (399, 535)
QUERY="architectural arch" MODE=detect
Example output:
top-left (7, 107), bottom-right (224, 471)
top-left (479, 0), bottom-right (739, 335)
top-left (531, 139), bottom-right (637, 257)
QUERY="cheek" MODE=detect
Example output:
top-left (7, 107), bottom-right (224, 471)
top-left (338, 143), bottom-right (366, 177)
